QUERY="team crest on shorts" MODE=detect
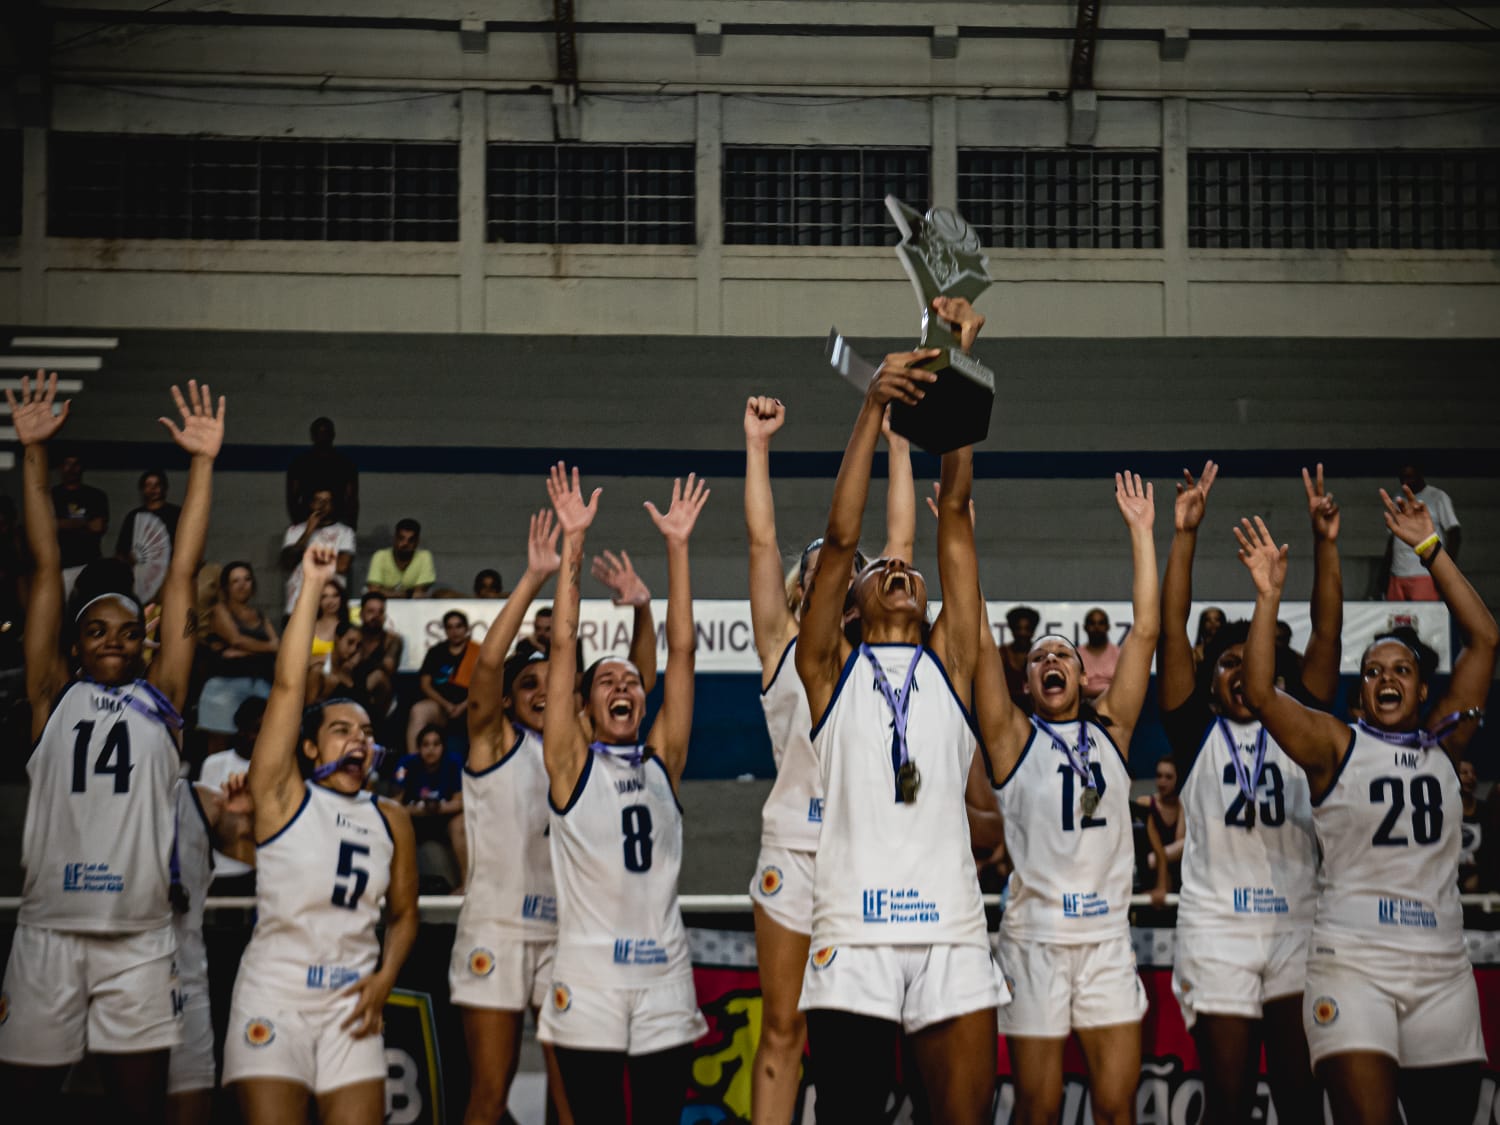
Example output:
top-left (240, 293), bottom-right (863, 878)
top-left (553, 984), bottom-right (572, 1012)
top-left (244, 1018), bottom-right (276, 1047)
top-left (468, 948), bottom-right (496, 976)
top-left (759, 866), bottom-right (784, 896)
top-left (1312, 996), bottom-right (1339, 1026)
top-left (811, 947), bottom-right (837, 970)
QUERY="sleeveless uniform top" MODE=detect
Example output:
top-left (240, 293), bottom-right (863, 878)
top-left (173, 780), bottom-right (215, 990)
top-left (20, 678), bottom-right (182, 933)
top-left (810, 644), bottom-right (987, 950)
top-left (1311, 724), bottom-right (1463, 956)
top-left (549, 750), bottom-right (692, 986)
top-left (1177, 716), bottom-right (1318, 933)
top-left (238, 782), bottom-right (394, 1004)
top-left (996, 717), bottom-right (1133, 944)
top-left (457, 724), bottom-right (557, 937)
top-left (759, 639), bottom-right (824, 852)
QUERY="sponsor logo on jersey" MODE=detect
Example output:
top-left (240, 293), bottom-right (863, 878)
top-left (1061, 891), bottom-right (1108, 919)
top-left (468, 948), bottom-right (495, 977)
top-left (553, 984), bottom-right (572, 1012)
top-left (811, 947), bottom-right (837, 970)
top-left (613, 938), bottom-right (669, 966)
top-left (0, 991), bottom-right (8, 1025)
top-left (807, 798), bottom-right (824, 824)
top-left (1312, 996), bottom-right (1339, 1026)
top-left (244, 1018), bottom-right (276, 1047)
top-left (862, 886), bottom-right (941, 924)
top-left (522, 894), bottom-right (557, 923)
top-left (62, 862), bottom-right (124, 894)
top-left (758, 866), bottom-right (783, 896)
top-left (334, 814), bottom-right (371, 836)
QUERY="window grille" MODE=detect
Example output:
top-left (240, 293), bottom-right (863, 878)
top-left (959, 149), bottom-right (1161, 249)
top-left (486, 144), bottom-right (695, 244)
top-left (722, 147), bottom-right (929, 246)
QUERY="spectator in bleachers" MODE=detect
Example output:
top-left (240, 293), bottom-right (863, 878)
top-left (366, 517), bottom-right (436, 598)
top-left (1138, 758), bottom-right (1184, 907)
top-left (200, 561), bottom-right (279, 753)
top-left (1191, 605), bottom-right (1225, 670)
top-left (198, 696), bottom-right (265, 893)
top-left (1001, 604), bottom-right (1039, 711)
top-left (407, 609), bottom-right (478, 756)
top-left (51, 446), bottom-right (109, 595)
top-left (1079, 606), bottom-right (1121, 699)
top-left (306, 621), bottom-right (374, 708)
top-left (473, 568), bottom-right (504, 598)
top-left (285, 415), bottom-right (359, 529)
top-left (309, 579), bottom-right (349, 662)
top-left (394, 723), bottom-right (467, 889)
top-left (355, 591), bottom-right (403, 708)
top-left (1378, 461), bottom-right (1460, 601)
top-left (280, 486), bottom-right (355, 616)
top-left (1460, 759), bottom-right (1483, 892)
top-left (115, 468), bottom-right (181, 560)
top-left (515, 604), bottom-right (555, 659)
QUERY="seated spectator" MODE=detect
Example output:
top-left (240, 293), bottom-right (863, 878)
top-left (513, 604), bottom-right (554, 659)
top-left (393, 723), bottom-right (467, 890)
top-left (354, 591), bottom-right (403, 714)
top-left (1001, 605), bottom-right (1039, 712)
top-left (198, 696), bottom-right (265, 894)
top-left (52, 446), bottom-right (109, 596)
top-left (1079, 606), bottom-right (1121, 698)
top-left (473, 568), bottom-right (504, 598)
top-left (286, 415), bottom-right (359, 529)
top-left (115, 468), bottom-right (181, 563)
top-left (407, 609), bottom-right (477, 756)
top-left (200, 561), bottom-right (279, 754)
top-left (309, 579), bottom-right (349, 662)
top-left (1191, 605), bottom-right (1225, 669)
top-left (1137, 757), bottom-right (1185, 906)
top-left (1460, 759), bottom-right (1483, 892)
top-left (366, 517), bottom-right (436, 598)
top-left (280, 487), bottom-right (356, 615)
top-left (305, 620), bottom-right (381, 710)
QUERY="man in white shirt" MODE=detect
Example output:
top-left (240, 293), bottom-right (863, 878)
top-left (197, 696), bottom-right (265, 891)
top-left (280, 487), bottom-right (356, 614)
top-left (1382, 462), bottom-right (1461, 601)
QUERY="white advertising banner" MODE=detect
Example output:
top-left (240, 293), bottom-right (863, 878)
top-left (382, 599), bottom-right (1451, 676)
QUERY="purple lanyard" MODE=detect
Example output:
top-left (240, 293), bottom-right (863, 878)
top-left (861, 644), bottom-right (922, 772)
top-left (1034, 716), bottom-right (1095, 790)
top-left (1217, 719), bottom-right (1268, 807)
top-left (311, 743), bottom-right (388, 782)
top-left (1355, 707), bottom-right (1483, 752)
top-left (84, 676), bottom-right (183, 732)
top-left (590, 741), bottom-right (646, 767)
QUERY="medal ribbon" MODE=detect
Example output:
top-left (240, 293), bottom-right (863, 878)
top-left (861, 644), bottom-right (922, 802)
top-left (1356, 708), bottom-right (1483, 751)
top-left (84, 676), bottom-right (184, 732)
top-left (590, 740), bottom-right (646, 767)
top-left (1034, 715), bottom-right (1095, 792)
top-left (1216, 718), bottom-right (1268, 812)
top-left (311, 743), bottom-right (389, 782)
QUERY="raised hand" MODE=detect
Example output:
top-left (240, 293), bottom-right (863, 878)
top-left (5, 370), bottom-right (70, 446)
top-left (1380, 484), bottom-right (1437, 549)
top-left (1303, 463), bottom-right (1340, 542)
top-left (645, 473), bottom-right (710, 545)
top-left (159, 380), bottom-right (226, 459)
top-left (1174, 460), bottom-right (1218, 532)
top-left (1115, 471), bottom-right (1156, 531)
top-left (744, 396), bottom-right (785, 443)
top-left (221, 771), bottom-right (254, 816)
top-left (301, 542), bottom-right (339, 591)
top-left (880, 406), bottom-right (910, 454)
top-left (924, 480), bottom-right (975, 528)
top-left (526, 509), bottom-right (562, 578)
top-left (867, 351), bottom-right (940, 408)
top-left (547, 462), bottom-right (601, 537)
top-left (1234, 516), bottom-right (1289, 597)
top-left (930, 296), bottom-right (986, 354)
top-left (592, 549), bottom-right (651, 606)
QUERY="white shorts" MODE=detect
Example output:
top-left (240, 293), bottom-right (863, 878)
top-left (448, 927), bottom-right (554, 1013)
top-left (1173, 926), bottom-right (1309, 1029)
top-left (748, 844), bottom-right (815, 936)
top-left (0, 922), bottom-right (180, 1066)
top-left (538, 974), bottom-right (708, 1055)
top-left (798, 943), bottom-right (1008, 1033)
top-left (1303, 943), bottom-right (1485, 1069)
top-left (168, 979), bottom-right (216, 1094)
top-left (994, 931), bottom-right (1147, 1037)
top-left (222, 983), bottom-right (386, 1094)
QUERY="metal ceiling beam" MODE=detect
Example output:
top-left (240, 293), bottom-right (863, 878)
top-left (1070, 0), bottom-right (1101, 91)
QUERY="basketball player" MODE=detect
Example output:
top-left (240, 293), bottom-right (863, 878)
top-left (0, 374), bottom-right (223, 1124)
top-left (224, 544), bottom-right (419, 1124)
top-left (1236, 494), bottom-right (1494, 1125)
top-left (795, 352), bottom-right (1005, 1124)
top-left (978, 471), bottom-right (1159, 1125)
top-left (539, 463), bottom-right (710, 1123)
top-left (1158, 463), bottom-right (1341, 1125)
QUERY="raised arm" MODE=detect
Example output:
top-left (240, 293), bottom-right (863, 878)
top-left (468, 509), bottom-right (560, 769)
top-left (1300, 464), bottom-right (1343, 705)
top-left (1095, 472), bottom-right (1160, 751)
top-left (591, 548), bottom-right (657, 695)
top-left (249, 545), bottom-right (339, 839)
top-left (879, 413), bottom-right (916, 564)
top-left (743, 396), bottom-right (797, 673)
top-left (151, 381), bottom-right (225, 712)
top-left (1384, 486), bottom-right (1498, 759)
top-left (543, 463), bottom-right (599, 807)
top-left (644, 475), bottom-right (711, 787)
top-left (1235, 517), bottom-right (1349, 793)
top-left (928, 446), bottom-right (980, 695)
top-left (1159, 462), bottom-right (1217, 714)
top-left (7, 372), bottom-right (71, 731)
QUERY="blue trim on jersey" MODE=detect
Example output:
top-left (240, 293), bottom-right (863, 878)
top-left (762, 637), bottom-right (797, 697)
top-left (550, 747), bottom-right (594, 816)
top-left (465, 728), bottom-right (525, 778)
top-left (257, 786), bottom-right (311, 848)
top-left (807, 643), bottom-right (864, 743)
top-left (647, 754), bottom-right (685, 814)
top-left (1093, 719), bottom-right (1128, 770)
top-left (372, 793), bottom-right (395, 843)
top-left (1310, 725), bottom-right (1360, 808)
top-left (993, 722), bottom-right (1040, 791)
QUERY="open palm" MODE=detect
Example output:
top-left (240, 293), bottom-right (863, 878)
top-left (1380, 485), bottom-right (1435, 548)
top-left (160, 380), bottom-right (226, 459)
top-left (1115, 471), bottom-right (1155, 531)
top-left (5, 370), bottom-right (70, 446)
top-left (527, 509), bottom-right (562, 577)
top-left (1233, 516), bottom-right (1288, 596)
top-left (645, 473), bottom-right (710, 544)
top-left (593, 549), bottom-right (651, 606)
top-left (547, 462), bottom-right (601, 536)
top-left (1174, 460), bottom-right (1217, 532)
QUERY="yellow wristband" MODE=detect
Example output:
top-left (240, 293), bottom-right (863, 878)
top-left (1413, 533), bottom-right (1441, 558)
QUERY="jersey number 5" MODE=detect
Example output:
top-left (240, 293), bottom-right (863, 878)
top-left (622, 804), bottom-right (654, 873)
top-left (70, 720), bottom-right (132, 794)
top-left (332, 841), bottom-right (372, 909)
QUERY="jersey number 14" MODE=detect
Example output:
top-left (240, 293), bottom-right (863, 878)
top-left (70, 720), bottom-right (132, 794)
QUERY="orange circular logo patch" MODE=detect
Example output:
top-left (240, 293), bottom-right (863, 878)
top-left (811, 947), bottom-right (837, 970)
top-left (553, 984), bottom-right (572, 1012)
top-left (1312, 996), bottom-right (1339, 1026)
top-left (244, 1018), bottom-right (276, 1047)
top-left (759, 866), bottom-right (783, 896)
top-left (468, 948), bottom-right (495, 977)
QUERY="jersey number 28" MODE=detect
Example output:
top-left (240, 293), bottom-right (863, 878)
top-left (1370, 776), bottom-right (1443, 847)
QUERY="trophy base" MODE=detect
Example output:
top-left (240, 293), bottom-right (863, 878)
top-left (890, 348), bottom-right (995, 454)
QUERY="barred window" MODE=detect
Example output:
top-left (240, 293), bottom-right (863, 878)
top-left (486, 144), bottom-right (694, 244)
top-left (722, 147), bottom-right (929, 246)
top-left (1190, 150), bottom-right (1500, 250)
top-left (958, 150), bottom-right (1161, 249)
top-left (48, 134), bottom-right (458, 241)
top-left (0, 131), bottom-right (21, 237)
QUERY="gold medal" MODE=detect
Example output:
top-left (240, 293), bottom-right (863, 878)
top-left (897, 761), bottom-right (921, 803)
top-left (1080, 786), bottom-right (1100, 817)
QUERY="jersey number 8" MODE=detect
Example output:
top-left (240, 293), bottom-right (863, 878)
top-left (621, 804), bottom-right (653, 873)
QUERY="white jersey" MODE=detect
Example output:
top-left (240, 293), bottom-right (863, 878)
top-left (996, 718), bottom-right (1133, 943)
top-left (759, 639), bottom-right (824, 852)
top-left (20, 679), bottom-right (182, 933)
top-left (173, 781), bottom-right (215, 990)
top-left (1312, 724), bottom-right (1464, 956)
top-left (237, 782), bottom-right (394, 1004)
top-left (810, 644), bottom-right (987, 950)
top-left (458, 724), bottom-right (556, 937)
top-left (198, 749), bottom-right (254, 878)
top-left (549, 750), bottom-right (692, 987)
top-left (1177, 717), bottom-right (1318, 933)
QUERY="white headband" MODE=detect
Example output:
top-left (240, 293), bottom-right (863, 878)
top-left (1032, 633), bottom-right (1083, 663)
top-left (75, 592), bottom-right (143, 623)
